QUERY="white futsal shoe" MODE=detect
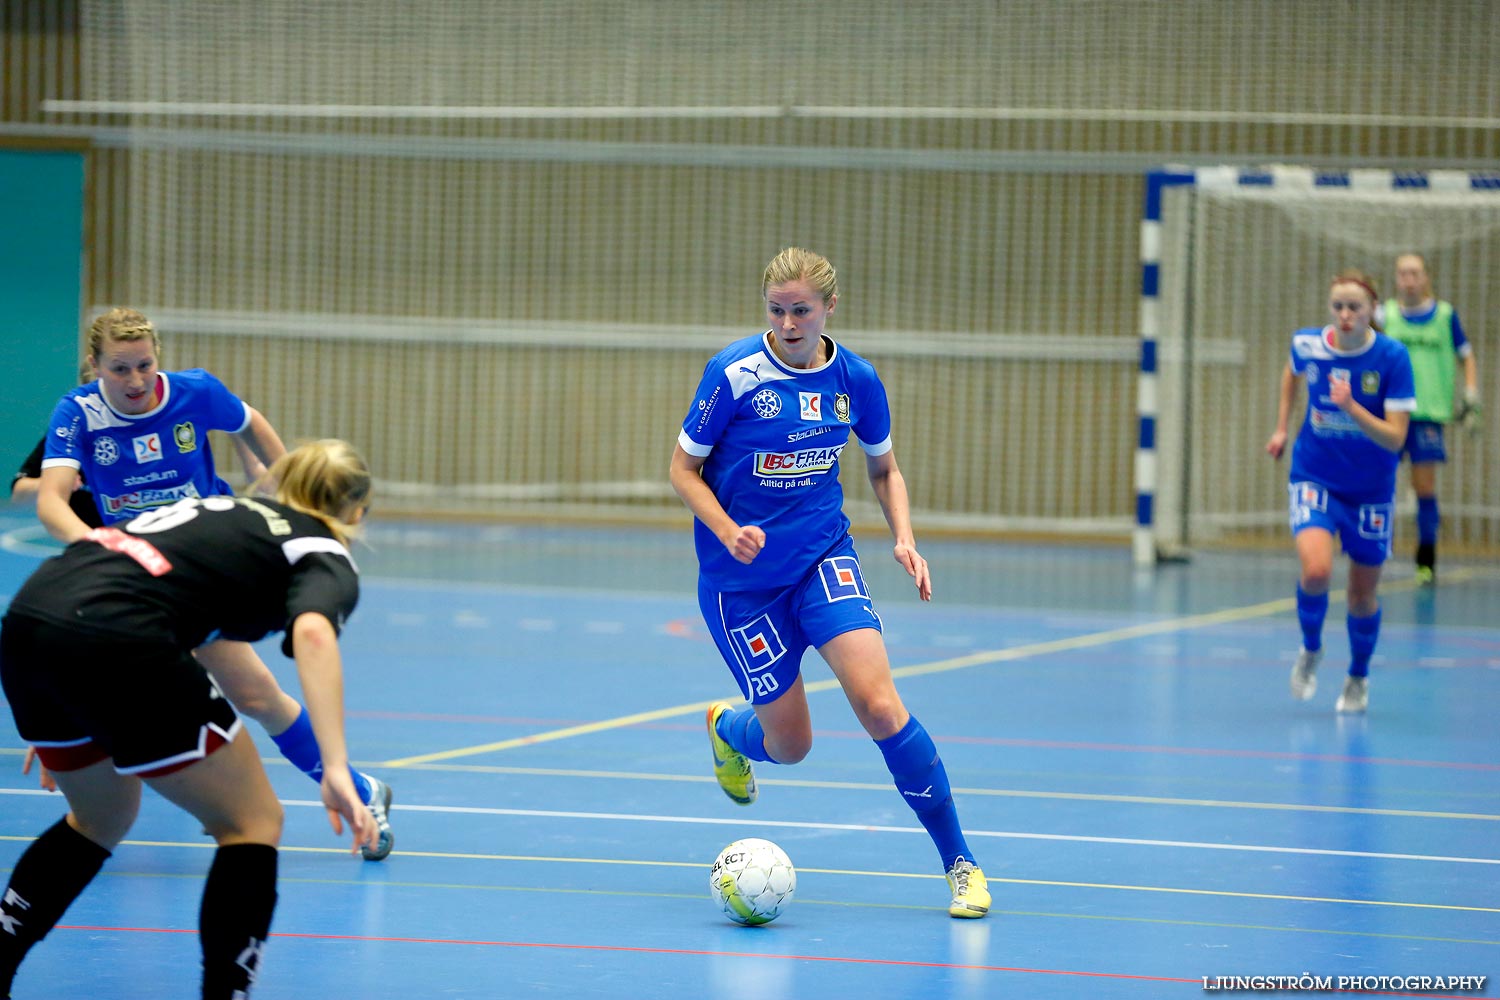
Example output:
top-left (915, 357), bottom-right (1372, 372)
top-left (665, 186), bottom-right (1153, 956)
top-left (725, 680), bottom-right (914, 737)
top-left (1289, 648), bottom-right (1322, 701)
top-left (360, 773), bottom-right (395, 861)
top-left (1335, 676), bottom-right (1368, 714)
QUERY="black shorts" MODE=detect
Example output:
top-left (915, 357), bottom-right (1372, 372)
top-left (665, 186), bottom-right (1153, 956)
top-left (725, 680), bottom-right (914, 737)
top-left (1, 612), bottom-right (241, 778)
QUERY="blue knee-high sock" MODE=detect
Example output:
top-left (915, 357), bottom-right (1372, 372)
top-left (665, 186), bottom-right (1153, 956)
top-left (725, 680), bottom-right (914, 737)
top-left (1296, 585), bottom-right (1328, 652)
top-left (875, 716), bottom-right (973, 871)
top-left (268, 707), bottom-right (372, 804)
top-left (1416, 497), bottom-right (1440, 546)
top-left (714, 704), bottom-right (775, 763)
top-left (1347, 606), bottom-right (1381, 678)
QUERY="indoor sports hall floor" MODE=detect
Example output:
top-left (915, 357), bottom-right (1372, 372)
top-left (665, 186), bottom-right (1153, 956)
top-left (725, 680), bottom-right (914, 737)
top-left (1, 515), bottom-right (1497, 999)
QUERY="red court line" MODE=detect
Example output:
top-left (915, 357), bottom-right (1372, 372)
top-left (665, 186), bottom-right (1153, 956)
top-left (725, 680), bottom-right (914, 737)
top-left (54, 924), bottom-right (1192, 983)
top-left (50, 926), bottom-right (1483, 996)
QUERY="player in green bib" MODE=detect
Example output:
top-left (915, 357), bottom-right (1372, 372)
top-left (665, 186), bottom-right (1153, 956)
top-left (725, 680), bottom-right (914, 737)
top-left (1381, 254), bottom-right (1481, 585)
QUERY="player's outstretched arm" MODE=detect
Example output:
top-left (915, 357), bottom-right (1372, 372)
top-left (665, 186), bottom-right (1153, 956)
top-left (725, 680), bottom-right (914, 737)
top-left (1456, 354), bottom-right (1482, 435)
top-left (21, 747), bottom-right (57, 792)
top-left (236, 406), bottom-right (288, 483)
top-left (9, 474), bottom-right (41, 506)
top-left (1266, 363), bottom-right (1298, 460)
top-left (865, 450), bottom-right (931, 601)
top-left (36, 465), bottom-right (95, 543)
top-left (669, 443), bottom-right (764, 564)
top-left (288, 611), bottom-right (376, 855)
top-left (1328, 376), bottom-right (1408, 452)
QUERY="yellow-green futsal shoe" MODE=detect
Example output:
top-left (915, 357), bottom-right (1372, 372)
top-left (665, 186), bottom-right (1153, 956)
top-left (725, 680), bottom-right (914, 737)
top-left (706, 702), bottom-right (757, 805)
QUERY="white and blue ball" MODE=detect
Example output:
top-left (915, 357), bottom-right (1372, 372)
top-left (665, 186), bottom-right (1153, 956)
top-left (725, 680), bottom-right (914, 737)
top-left (710, 838), bottom-right (796, 925)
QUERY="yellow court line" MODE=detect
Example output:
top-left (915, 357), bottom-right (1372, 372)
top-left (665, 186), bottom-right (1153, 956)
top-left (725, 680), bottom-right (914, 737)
top-left (380, 698), bottom-right (723, 766)
top-left (989, 876), bottom-right (1500, 913)
top-left (9, 837), bottom-right (1493, 915)
top-left (380, 567), bottom-right (1487, 768)
top-left (25, 869), bottom-right (1500, 943)
top-left (343, 764), bottom-right (1500, 821)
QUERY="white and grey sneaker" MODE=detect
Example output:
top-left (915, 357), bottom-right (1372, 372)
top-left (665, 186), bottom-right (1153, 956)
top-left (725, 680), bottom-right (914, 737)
top-left (360, 773), bottom-right (395, 861)
top-left (945, 857), bottom-right (991, 919)
top-left (1290, 648), bottom-right (1322, 701)
top-left (1335, 676), bottom-right (1368, 714)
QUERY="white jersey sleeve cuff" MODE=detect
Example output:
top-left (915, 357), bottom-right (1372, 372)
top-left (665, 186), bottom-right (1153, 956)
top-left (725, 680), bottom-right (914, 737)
top-left (1385, 397), bottom-right (1418, 412)
top-left (677, 429), bottom-right (713, 457)
top-left (39, 457), bottom-right (82, 472)
top-left (858, 435), bottom-right (893, 457)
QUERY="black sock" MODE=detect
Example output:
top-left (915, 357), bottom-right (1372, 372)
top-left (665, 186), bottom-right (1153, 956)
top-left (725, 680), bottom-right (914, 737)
top-left (199, 844), bottom-right (278, 1000)
top-left (0, 818), bottom-right (111, 996)
top-left (1416, 541), bottom-right (1435, 570)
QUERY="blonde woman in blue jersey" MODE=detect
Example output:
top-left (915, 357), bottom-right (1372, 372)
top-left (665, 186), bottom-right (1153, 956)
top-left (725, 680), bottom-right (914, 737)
top-left (1265, 270), bottom-right (1416, 713)
top-left (29, 308), bottom-right (395, 860)
top-left (669, 247), bottom-right (988, 918)
top-left (1383, 254), bottom-right (1482, 585)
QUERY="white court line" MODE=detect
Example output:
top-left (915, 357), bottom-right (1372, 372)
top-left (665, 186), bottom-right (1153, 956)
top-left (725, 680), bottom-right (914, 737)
top-left (0, 523), bottom-right (57, 558)
top-left (10, 789), bottom-right (1486, 867)
top-left (323, 802), bottom-right (1500, 865)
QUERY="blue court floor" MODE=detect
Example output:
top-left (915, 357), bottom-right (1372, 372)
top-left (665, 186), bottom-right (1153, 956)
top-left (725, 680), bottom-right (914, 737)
top-left (1, 514), bottom-right (1497, 998)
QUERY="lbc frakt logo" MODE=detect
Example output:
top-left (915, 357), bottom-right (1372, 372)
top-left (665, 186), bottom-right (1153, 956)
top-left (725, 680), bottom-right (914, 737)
top-left (133, 433), bottom-right (164, 464)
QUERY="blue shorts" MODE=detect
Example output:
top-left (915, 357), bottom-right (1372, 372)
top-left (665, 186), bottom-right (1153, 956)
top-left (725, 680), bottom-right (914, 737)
top-left (1287, 481), bottom-right (1393, 566)
top-left (1402, 420), bottom-right (1447, 464)
top-left (698, 535), bottom-right (882, 704)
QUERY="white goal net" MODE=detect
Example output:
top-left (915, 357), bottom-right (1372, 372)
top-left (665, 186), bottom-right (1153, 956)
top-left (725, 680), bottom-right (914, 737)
top-left (1150, 168), bottom-right (1500, 557)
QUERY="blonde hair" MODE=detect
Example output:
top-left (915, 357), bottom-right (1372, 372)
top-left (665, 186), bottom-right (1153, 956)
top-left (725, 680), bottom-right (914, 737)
top-left (87, 307), bottom-right (163, 364)
top-left (268, 440), bottom-right (372, 546)
top-left (1394, 252), bottom-right (1434, 298)
top-left (762, 247), bottom-right (839, 304)
top-left (1330, 268), bottom-right (1383, 332)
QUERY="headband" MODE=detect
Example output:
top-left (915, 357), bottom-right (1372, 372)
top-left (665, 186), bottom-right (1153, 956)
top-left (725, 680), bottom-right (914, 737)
top-left (1333, 276), bottom-right (1379, 303)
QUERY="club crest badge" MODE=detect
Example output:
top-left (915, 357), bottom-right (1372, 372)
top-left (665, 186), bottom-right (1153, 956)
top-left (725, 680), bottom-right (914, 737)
top-left (833, 393), bottom-right (851, 423)
top-left (752, 388), bottom-right (782, 418)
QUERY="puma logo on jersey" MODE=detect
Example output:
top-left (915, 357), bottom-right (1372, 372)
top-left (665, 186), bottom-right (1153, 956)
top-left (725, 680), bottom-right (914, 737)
top-left (738, 364), bottom-right (763, 381)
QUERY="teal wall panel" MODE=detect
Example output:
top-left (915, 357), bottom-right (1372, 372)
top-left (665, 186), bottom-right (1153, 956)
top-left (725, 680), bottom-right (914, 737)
top-left (1, 149), bottom-right (84, 482)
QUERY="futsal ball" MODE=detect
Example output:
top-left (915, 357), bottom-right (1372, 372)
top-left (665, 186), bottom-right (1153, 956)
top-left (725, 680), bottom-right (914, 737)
top-left (710, 838), bottom-right (796, 925)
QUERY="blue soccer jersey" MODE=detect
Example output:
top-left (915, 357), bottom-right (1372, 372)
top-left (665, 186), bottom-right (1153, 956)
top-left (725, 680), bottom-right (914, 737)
top-left (42, 368), bottom-right (250, 524)
top-left (678, 332), bottom-right (893, 590)
top-left (1287, 326), bottom-right (1416, 504)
